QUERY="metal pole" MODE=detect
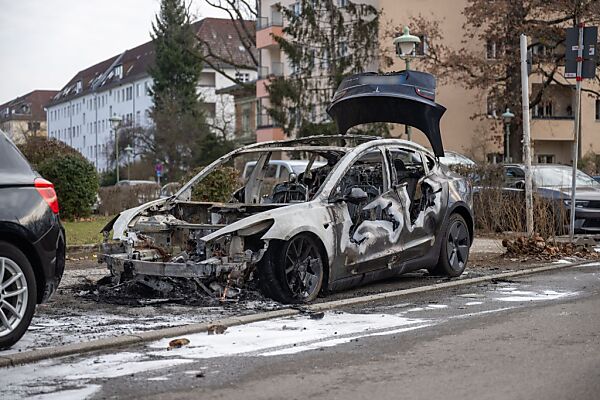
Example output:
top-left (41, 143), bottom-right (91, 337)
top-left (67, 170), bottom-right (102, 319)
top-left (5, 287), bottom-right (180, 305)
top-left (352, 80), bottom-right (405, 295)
top-left (569, 23), bottom-right (585, 241)
top-left (115, 127), bottom-right (120, 183)
top-left (520, 34), bottom-right (534, 236)
top-left (405, 57), bottom-right (412, 141)
top-left (503, 123), bottom-right (511, 162)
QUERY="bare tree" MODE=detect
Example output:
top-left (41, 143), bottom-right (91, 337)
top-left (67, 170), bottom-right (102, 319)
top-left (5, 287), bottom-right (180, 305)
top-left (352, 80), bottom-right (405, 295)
top-left (393, 0), bottom-right (600, 161)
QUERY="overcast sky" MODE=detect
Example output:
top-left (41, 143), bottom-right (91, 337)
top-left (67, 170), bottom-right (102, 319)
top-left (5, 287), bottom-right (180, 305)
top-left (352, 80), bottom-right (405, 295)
top-left (0, 0), bottom-right (230, 104)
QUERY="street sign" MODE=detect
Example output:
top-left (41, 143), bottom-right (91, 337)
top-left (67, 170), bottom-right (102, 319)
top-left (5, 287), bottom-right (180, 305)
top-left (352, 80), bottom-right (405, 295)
top-left (155, 163), bottom-right (163, 185)
top-left (565, 26), bottom-right (598, 79)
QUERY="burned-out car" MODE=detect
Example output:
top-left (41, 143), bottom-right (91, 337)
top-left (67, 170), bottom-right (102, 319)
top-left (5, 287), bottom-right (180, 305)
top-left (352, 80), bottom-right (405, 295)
top-left (100, 71), bottom-right (474, 304)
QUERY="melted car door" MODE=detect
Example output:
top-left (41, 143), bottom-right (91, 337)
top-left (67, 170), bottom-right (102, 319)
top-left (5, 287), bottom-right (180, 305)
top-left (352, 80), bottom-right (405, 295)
top-left (386, 147), bottom-right (443, 264)
top-left (330, 148), bottom-right (396, 274)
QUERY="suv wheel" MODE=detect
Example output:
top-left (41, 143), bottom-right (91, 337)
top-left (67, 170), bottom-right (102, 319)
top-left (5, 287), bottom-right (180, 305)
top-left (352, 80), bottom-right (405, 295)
top-left (0, 242), bottom-right (37, 349)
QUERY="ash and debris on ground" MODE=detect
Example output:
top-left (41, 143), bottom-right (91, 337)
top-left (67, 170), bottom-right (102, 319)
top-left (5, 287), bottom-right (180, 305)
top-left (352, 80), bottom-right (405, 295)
top-left (502, 235), bottom-right (600, 261)
top-left (74, 274), bottom-right (283, 310)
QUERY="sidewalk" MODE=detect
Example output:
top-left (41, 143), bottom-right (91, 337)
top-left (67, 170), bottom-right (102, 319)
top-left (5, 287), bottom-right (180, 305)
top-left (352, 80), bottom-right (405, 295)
top-left (471, 237), bottom-right (504, 255)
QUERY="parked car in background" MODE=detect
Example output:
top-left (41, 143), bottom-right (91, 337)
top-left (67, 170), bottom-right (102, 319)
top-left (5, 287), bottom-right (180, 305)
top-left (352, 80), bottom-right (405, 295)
top-left (115, 179), bottom-right (160, 188)
top-left (503, 164), bottom-right (600, 233)
top-left (115, 180), bottom-right (160, 204)
top-left (0, 131), bottom-right (65, 348)
top-left (100, 71), bottom-right (474, 304)
top-left (439, 151), bottom-right (476, 168)
top-left (242, 160), bottom-right (327, 181)
top-left (160, 182), bottom-right (182, 198)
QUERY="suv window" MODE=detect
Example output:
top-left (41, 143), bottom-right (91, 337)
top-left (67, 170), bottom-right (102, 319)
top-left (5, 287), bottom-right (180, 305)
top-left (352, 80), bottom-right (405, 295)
top-left (0, 133), bottom-right (35, 175)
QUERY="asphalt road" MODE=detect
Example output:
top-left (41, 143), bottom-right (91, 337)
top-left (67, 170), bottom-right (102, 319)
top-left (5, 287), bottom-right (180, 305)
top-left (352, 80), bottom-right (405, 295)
top-left (3, 262), bottom-right (600, 399)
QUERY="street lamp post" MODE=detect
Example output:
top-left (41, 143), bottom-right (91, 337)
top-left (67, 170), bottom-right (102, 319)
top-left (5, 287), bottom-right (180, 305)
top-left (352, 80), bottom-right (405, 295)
top-left (109, 115), bottom-right (122, 183)
top-left (502, 108), bottom-right (515, 163)
top-left (393, 26), bottom-right (421, 141)
top-left (124, 145), bottom-right (134, 181)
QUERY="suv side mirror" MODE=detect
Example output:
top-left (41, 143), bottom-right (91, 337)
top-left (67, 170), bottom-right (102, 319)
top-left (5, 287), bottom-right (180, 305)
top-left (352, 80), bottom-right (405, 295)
top-left (344, 187), bottom-right (369, 204)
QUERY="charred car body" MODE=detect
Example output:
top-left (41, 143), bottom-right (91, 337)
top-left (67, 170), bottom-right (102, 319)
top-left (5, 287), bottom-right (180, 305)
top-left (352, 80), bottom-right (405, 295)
top-left (100, 71), bottom-right (474, 303)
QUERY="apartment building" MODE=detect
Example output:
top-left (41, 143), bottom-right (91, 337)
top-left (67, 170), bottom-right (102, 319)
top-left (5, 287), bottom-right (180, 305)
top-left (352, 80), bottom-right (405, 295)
top-left (0, 90), bottom-right (58, 144)
top-left (257, 0), bottom-right (600, 164)
top-left (47, 18), bottom-right (257, 171)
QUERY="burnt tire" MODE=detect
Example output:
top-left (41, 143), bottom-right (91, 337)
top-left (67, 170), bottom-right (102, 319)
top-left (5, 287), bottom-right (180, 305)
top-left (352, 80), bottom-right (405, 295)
top-left (429, 213), bottom-right (470, 277)
top-left (0, 241), bottom-right (37, 349)
top-left (257, 233), bottom-right (324, 304)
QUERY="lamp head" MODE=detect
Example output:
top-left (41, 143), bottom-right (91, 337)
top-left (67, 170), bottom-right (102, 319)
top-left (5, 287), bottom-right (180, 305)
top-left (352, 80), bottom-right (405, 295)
top-left (393, 26), bottom-right (421, 57)
top-left (501, 108), bottom-right (515, 123)
top-left (109, 115), bottom-right (122, 129)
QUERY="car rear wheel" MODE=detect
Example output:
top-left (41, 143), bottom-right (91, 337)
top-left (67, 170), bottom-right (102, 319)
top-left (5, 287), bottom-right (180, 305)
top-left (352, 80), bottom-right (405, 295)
top-left (430, 214), bottom-right (470, 277)
top-left (258, 234), bottom-right (324, 304)
top-left (0, 242), bottom-right (37, 349)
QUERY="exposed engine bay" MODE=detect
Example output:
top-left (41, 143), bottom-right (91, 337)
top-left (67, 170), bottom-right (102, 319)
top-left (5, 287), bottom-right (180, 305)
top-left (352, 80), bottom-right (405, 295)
top-left (100, 141), bottom-right (350, 300)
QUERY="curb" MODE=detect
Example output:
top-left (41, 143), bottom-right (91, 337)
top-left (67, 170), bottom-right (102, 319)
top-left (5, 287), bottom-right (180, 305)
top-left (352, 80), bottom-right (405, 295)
top-left (0, 259), bottom-right (594, 369)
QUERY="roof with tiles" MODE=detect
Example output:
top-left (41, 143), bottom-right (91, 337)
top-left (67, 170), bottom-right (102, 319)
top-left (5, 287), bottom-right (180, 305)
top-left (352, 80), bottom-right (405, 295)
top-left (0, 90), bottom-right (59, 121)
top-left (48, 18), bottom-right (256, 107)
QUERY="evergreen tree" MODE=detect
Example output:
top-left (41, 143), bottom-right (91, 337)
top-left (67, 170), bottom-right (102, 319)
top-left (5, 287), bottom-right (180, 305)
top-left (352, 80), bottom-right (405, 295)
top-left (266, 0), bottom-right (381, 136)
top-left (149, 0), bottom-right (209, 180)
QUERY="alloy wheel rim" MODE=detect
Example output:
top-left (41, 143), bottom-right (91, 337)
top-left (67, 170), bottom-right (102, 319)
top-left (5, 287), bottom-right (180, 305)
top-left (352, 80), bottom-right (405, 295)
top-left (284, 236), bottom-right (322, 299)
top-left (0, 257), bottom-right (28, 337)
top-left (446, 220), bottom-right (469, 271)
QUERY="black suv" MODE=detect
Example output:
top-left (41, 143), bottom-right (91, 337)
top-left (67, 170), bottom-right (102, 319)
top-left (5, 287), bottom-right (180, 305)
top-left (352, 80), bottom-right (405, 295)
top-left (0, 132), bottom-right (65, 348)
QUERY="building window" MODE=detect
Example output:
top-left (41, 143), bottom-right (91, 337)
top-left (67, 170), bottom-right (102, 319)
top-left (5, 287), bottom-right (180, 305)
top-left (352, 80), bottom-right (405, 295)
top-left (337, 0), bottom-right (349, 7)
top-left (537, 154), bottom-right (555, 164)
top-left (337, 40), bottom-right (348, 58)
top-left (27, 122), bottom-right (41, 132)
top-left (145, 81), bottom-right (151, 96)
top-left (202, 102), bottom-right (217, 119)
top-left (596, 99), bottom-right (600, 121)
top-left (486, 40), bottom-right (502, 59)
top-left (114, 64), bottom-right (123, 79)
top-left (136, 83), bottom-right (141, 97)
top-left (293, 1), bottom-right (301, 15)
top-left (414, 34), bottom-right (428, 56)
top-left (235, 72), bottom-right (250, 83)
top-left (487, 153), bottom-right (503, 164)
top-left (486, 95), bottom-right (497, 118)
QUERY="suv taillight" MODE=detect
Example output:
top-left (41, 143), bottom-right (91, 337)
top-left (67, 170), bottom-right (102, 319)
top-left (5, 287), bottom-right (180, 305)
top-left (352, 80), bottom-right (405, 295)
top-left (35, 178), bottom-right (59, 214)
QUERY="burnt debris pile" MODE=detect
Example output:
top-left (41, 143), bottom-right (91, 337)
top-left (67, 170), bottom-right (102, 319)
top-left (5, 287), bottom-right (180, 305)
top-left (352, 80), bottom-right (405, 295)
top-left (75, 274), bottom-right (281, 308)
top-left (502, 235), bottom-right (600, 261)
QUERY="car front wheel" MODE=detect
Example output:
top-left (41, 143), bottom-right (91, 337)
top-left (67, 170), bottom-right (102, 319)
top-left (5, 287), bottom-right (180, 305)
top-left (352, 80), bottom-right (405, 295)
top-left (430, 213), bottom-right (470, 277)
top-left (0, 242), bottom-right (37, 349)
top-left (258, 233), bottom-right (325, 304)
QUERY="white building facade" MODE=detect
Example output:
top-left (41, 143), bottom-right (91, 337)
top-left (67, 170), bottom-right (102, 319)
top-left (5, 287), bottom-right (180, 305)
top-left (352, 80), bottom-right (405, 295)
top-left (47, 18), bottom-right (256, 171)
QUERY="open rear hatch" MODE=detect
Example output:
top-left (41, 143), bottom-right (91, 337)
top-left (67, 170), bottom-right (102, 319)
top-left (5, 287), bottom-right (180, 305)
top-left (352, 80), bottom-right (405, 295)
top-left (326, 71), bottom-right (446, 157)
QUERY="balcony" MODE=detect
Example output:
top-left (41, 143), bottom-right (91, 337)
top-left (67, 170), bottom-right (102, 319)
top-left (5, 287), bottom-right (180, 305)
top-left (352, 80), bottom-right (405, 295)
top-left (257, 63), bottom-right (284, 98)
top-left (256, 113), bottom-right (284, 142)
top-left (256, 113), bottom-right (280, 129)
top-left (257, 13), bottom-right (283, 49)
top-left (531, 117), bottom-right (575, 141)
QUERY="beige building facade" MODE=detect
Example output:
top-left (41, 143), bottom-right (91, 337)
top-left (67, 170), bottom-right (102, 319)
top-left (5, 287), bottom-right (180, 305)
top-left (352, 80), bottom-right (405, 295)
top-left (257, 0), bottom-right (600, 164)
